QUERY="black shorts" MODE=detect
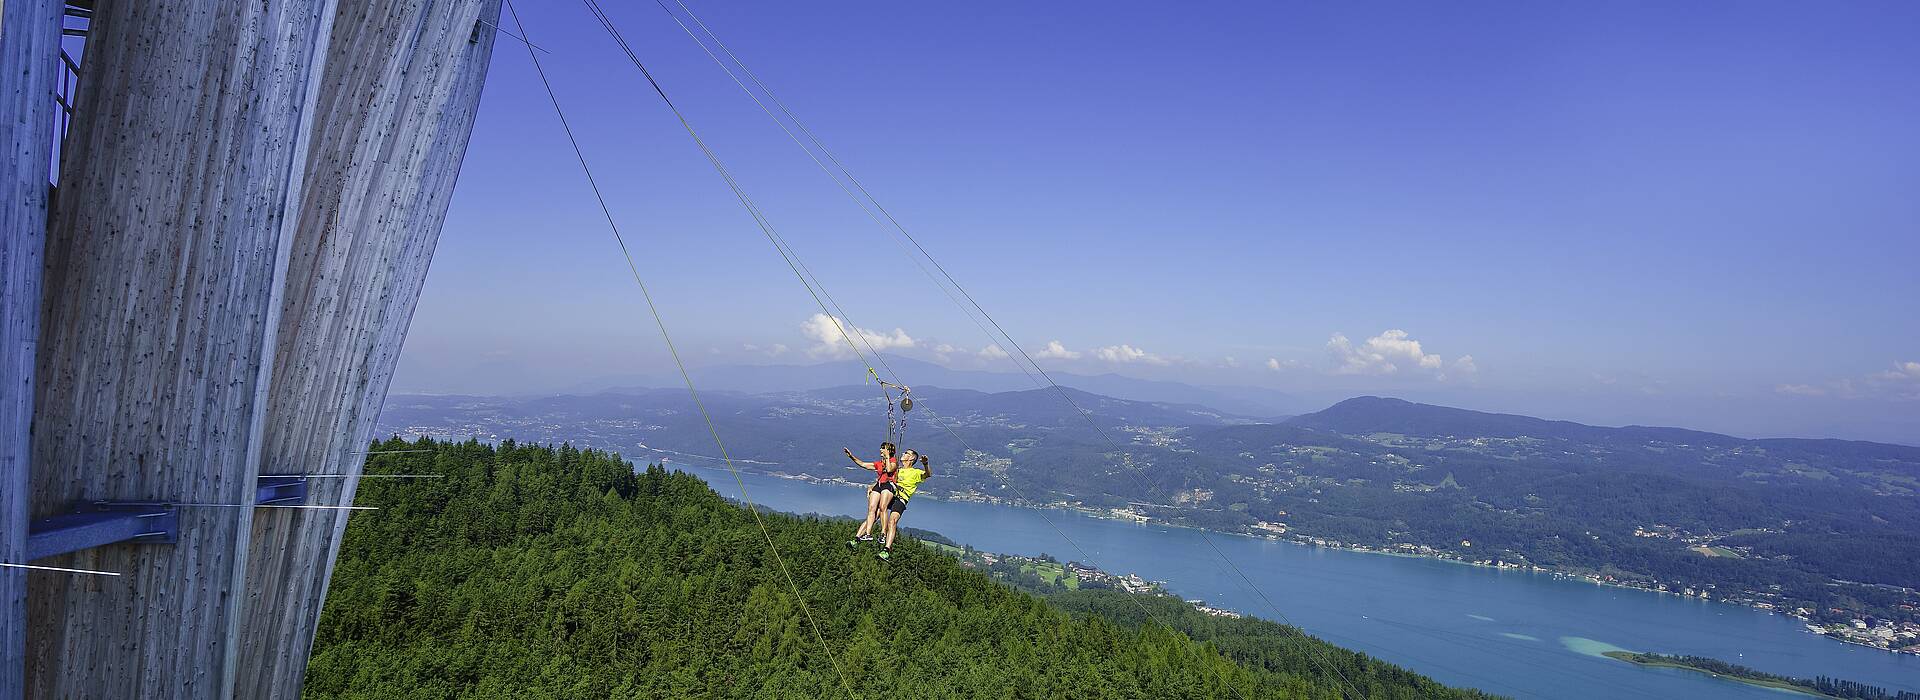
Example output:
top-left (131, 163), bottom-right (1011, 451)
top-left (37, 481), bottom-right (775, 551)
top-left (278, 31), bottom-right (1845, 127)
top-left (870, 482), bottom-right (895, 494)
top-left (888, 497), bottom-right (908, 514)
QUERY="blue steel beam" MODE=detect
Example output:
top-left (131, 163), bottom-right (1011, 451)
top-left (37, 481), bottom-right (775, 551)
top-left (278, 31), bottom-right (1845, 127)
top-left (25, 477), bottom-right (309, 561)
top-left (255, 476), bottom-right (307, 505)
top-left (25, 505), bottom-right (176, 560)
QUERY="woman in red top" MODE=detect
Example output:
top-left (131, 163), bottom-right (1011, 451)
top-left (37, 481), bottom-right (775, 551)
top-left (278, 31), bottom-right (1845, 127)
top-left (846, 442), bottom-right (899, 547)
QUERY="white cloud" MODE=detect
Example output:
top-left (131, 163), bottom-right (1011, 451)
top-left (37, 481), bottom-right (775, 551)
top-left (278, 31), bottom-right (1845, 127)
top-left (1774, 360), bottom-right (1912, 398)
top-left (742, 343), bottom-right (790, 358)
top-left (926, 342), bottom-right (964, 363)
top-left (1778, 361), bottom-right (1920, 401)
top-left (801, 314), bottom-right (915, 358)
top-left (1885, 361), bottom-right (1920, 400)
top-left (1266, 357), bottom-right (1303, 371)
top-left (1093, 344), bottom-right (1169, 365)
top-left (1813, 379), bottom-right (1860, 398)
top-left (1449, 355), bottom-right (1478, 378)
top-left (1877, 361), bottom-right (1920, 383)
top-left (1034, 340), bottom-right (1080, 360)
top-left (978, 344), bottom-right (1010, 360)
top-left (1327, 330), bottom-right (1446, 376)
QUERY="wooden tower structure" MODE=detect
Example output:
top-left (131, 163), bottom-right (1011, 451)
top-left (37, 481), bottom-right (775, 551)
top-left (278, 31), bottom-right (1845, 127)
top-left (0, 0), bottom-right (502, 696)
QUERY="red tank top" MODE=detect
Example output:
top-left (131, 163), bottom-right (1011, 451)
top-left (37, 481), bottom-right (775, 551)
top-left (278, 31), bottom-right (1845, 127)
top-left (872, 459), bottom-right (897, 484)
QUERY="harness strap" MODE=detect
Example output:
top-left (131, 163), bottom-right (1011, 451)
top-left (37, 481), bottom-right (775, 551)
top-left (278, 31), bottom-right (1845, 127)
top-left (885, 391), bottom-right (897, 445)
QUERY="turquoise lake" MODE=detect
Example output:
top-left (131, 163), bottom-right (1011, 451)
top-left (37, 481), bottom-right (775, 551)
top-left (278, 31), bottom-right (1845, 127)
top-left (675, 463), bottom-right (1920, 699)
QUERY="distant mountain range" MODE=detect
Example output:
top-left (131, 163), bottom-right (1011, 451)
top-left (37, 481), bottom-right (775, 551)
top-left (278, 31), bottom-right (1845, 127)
top-left (376, 385), bottom-right (1920, 638)
top-left (564, 355), bottom-right (1305, 418)
top-left (1293, 396), bottom-right (1920, 459)
top-left (375, 383), bottom-right (1247, 471)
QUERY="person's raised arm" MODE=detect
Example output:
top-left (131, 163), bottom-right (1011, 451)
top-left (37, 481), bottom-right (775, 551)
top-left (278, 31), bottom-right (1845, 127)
top-left (844, 447), bottom-right (865, 467)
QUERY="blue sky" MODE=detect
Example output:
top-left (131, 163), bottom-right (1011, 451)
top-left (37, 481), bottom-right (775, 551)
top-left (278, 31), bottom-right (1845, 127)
top-left (395, 1), bottom-right (1919, 442)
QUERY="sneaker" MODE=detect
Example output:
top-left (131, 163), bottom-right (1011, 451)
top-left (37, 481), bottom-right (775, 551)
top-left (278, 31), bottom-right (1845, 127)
top-left (878, 549), bottom-right (892, 560)
top-left (856, 535), bottom-right (875, 542)
top-left (845, 540), bottom-right (858, 549)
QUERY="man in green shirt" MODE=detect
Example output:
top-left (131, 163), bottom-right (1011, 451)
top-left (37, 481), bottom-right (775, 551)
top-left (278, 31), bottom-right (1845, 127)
top-left (879, 450), bottom-right (932, 559)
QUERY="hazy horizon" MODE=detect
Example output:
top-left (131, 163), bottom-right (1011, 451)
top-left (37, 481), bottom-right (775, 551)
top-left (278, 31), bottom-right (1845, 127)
top-left (387, 353), bottom-right (1916, 446)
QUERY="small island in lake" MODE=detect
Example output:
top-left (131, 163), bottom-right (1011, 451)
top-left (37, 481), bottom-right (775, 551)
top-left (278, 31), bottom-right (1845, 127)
top-left (1602, 651), bottom-right (1918, 700)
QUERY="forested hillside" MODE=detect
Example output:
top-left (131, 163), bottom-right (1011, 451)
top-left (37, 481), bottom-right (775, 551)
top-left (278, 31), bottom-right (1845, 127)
top-left (304, 437), bottom-right (1488, 699)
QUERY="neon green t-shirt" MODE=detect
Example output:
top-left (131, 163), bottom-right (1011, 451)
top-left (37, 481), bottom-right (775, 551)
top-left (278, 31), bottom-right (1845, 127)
top-left (894, 466), bottom-right (929, 501)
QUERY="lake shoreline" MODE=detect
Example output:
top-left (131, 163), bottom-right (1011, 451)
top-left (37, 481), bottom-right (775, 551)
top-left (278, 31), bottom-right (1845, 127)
top-left (718, 462), bottom-right (1916, 658)
top-left (1601, 651), bottom-right (1831, 698)
top-left (651, 459), bottom-right (1920, 698)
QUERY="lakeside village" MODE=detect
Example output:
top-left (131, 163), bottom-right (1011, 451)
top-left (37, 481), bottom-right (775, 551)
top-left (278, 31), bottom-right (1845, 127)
top-left (1248, 519), bottom-right (1918, 655)
top-left (1627, 523), bottom-right (1920, 655)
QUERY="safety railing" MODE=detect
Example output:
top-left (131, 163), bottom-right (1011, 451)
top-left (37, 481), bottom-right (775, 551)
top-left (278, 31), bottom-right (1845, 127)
top-left (55, 49), bottom-right (78, 144)
top-left (50, 4), bottom-right (89, 184)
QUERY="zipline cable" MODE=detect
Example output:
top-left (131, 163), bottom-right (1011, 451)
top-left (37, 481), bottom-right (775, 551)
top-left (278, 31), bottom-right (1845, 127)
top-left (641, 4), bottom-right (1366, 697)
top-left (645, 0), bottom-right (999, 351)
top-left (135, 503), bottom-right (376, 510)
top-left (654, 2), bottom-right (1059, 387)
top-left (502, 4), bottom-right (858, 697)
top-left (576, 0), bottom-right (935, 458)
top-left (577, 0), bottom-right (909, 448)
top-left (645, 0), bottom-right (1057, 404)
top-left (573, 0), bottom-right (879, 383)
top-left (263, 474), bottom-right (443, 479)
top-left (0, 562), bottom-right (121, 577)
